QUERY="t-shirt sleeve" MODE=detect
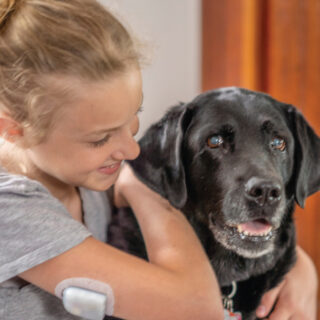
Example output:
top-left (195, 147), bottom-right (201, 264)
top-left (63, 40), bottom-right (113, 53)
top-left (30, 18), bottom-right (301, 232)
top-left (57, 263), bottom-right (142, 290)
top-left (0, 173), bottom-right (92, 283)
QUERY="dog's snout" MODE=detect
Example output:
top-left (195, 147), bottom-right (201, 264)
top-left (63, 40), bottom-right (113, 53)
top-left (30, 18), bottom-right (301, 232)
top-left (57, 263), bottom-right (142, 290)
top-left (245, 177), bottom-right (282, 207)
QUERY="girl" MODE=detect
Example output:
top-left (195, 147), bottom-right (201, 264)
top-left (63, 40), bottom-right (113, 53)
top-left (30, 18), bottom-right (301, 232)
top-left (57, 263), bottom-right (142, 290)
top-left (0, 1), bottom-right (317, 320)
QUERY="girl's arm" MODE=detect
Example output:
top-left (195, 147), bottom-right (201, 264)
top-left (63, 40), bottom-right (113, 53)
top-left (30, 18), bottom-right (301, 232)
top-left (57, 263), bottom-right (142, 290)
top-left (20, 165), bottom-right (223, 320)
top-left (256, 246), bottom-right (318, 319)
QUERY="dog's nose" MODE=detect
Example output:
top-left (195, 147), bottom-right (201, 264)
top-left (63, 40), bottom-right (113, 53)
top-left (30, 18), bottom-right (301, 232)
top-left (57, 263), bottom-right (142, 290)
top-left (245, 177), bottom-right (281, 207)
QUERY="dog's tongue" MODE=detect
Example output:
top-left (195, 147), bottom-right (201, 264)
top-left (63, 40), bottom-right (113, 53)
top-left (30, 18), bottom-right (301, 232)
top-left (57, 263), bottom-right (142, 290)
top-left (237, 219), bottom-right (272, 236)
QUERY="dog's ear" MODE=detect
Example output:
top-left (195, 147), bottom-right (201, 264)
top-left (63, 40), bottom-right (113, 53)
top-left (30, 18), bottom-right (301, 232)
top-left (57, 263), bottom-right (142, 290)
top-left (128, 103), bottom-right (193, 208)
top-left (284, 105), bottom-right (320, 207)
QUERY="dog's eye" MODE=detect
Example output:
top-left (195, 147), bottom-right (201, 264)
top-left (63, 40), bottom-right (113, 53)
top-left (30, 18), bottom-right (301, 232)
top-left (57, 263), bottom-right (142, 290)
top-left (207, 135), bottom-right (223, 148)
top-left (271, 137), bottom-right (286, 151)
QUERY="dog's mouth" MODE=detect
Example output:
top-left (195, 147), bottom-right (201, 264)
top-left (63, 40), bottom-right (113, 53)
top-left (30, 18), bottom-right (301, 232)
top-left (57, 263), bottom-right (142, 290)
top-left (210, 215), bottom-right (275, 243)
top-left (234, 219), bottom-right (273, 241)
top-left (209, 213), bottom-right (278, 257)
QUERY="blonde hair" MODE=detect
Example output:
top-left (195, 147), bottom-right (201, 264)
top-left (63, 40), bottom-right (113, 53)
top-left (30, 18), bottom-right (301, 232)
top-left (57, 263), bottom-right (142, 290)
top-left (0, 0), bottom-right (142, 143)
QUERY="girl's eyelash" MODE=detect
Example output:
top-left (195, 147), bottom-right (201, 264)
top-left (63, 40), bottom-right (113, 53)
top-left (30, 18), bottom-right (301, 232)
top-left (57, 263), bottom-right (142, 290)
top-left (89, 107), bottom-right (143, 148)
top-left (90, 135), bottom-right (111, 147)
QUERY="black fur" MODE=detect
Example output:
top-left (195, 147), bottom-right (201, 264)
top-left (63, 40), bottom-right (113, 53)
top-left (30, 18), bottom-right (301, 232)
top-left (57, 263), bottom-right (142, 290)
top-left (107, 87), bottom-right (320, 320)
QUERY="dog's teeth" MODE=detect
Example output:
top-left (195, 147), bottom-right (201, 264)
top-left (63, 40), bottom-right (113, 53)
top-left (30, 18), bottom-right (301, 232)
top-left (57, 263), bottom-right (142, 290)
top-left (240, 233), bottom-right (246, 240)
top-left (237, 225), bottom-right (243, 233)
top-left (265, 231), bottom-right (273, 240)
top-left (236, 221), bottom-right (272, 239)
top-left (236, 224), bottom-right (273, 238)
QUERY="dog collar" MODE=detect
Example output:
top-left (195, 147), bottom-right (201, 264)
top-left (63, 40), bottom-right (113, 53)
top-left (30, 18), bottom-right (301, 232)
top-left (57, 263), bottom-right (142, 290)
top-left (222, 281), bottom-right (242, 319)
top-left (224, 309), bottom-right (242, 320)
top-left (222, 281), bottom-right (237, 312)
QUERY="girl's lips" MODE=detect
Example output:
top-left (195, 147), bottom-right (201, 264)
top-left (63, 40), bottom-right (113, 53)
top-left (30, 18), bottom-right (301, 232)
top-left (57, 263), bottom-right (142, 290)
top-left (98, 162), bottom-right (122, 175)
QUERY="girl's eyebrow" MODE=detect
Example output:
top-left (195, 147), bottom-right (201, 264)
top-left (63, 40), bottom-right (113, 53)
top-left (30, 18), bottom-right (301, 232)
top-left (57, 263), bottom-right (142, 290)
top-left (86, 127), bottom-right (117, 137)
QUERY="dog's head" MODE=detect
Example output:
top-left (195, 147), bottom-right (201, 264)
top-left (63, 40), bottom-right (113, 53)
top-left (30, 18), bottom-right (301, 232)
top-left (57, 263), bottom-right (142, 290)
top-left (129, 87), bottom-right (320, 259)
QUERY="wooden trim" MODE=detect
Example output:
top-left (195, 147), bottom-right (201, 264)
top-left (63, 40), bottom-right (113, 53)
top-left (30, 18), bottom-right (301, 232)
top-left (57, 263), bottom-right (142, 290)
top-left (202, 0), bottom-right (267, 91)
top-left (202, 0), bottom-right (244, 90)
top-left (241, 0), bottom-right (262, 90)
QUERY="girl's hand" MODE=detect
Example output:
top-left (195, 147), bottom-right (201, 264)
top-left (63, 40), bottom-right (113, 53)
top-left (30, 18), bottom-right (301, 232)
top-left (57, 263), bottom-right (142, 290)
top-left (256, 246), bottom-right (318, 319)
top-left (113, 163), bottom-right (165, 208)
top-left (113, 164), bottom-right (140, 207)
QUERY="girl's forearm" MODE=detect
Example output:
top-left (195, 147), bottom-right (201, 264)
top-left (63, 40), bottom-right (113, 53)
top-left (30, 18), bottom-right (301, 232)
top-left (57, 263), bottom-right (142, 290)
top-left (114, 166), bottom-right (224, 319)
top-left (120, 174), bottom-right (219, 290)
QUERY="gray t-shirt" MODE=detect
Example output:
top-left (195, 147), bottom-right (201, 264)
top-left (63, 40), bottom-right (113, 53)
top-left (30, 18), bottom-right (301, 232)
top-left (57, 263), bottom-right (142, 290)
top-left (0, 167), bottom-right (112, 319)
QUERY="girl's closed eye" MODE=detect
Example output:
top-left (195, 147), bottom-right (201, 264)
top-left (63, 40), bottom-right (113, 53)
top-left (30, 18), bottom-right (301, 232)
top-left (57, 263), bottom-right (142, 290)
top-left (90, 134), bottom-right (111, 147)
top-left (89, 106), bottom-right (143, 148)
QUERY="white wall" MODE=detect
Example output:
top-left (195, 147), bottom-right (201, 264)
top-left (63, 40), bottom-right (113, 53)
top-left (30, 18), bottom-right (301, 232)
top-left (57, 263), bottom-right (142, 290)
top-left (98, 0), bottom-right (201, 137)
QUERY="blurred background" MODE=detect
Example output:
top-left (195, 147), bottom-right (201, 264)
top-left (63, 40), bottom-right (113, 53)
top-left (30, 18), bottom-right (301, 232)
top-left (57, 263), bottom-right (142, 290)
top-left (99, 0), bottom-right (201, 136)
top-left (100, 0), bottom-right (320, 316)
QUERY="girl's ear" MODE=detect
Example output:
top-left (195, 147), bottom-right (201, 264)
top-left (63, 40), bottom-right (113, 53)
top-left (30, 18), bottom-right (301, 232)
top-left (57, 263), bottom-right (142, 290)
top-left (0, 113), bottom-right (24, 143)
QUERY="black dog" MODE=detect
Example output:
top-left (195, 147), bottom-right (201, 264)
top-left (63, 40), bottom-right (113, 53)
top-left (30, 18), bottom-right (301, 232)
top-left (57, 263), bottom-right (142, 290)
top-left (108, 87), bottom-right (320, 320)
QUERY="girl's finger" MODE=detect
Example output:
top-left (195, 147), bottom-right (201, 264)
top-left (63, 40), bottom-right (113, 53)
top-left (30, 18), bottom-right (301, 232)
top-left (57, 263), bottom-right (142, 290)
top-left (267, 306), bottom-right (291, 320)
top-left (256, 282), bottom-right (284, 318)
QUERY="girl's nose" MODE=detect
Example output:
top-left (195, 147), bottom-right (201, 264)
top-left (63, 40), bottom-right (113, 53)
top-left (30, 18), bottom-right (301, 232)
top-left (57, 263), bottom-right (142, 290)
top-left (112, 131), bottom-right (140, 161)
